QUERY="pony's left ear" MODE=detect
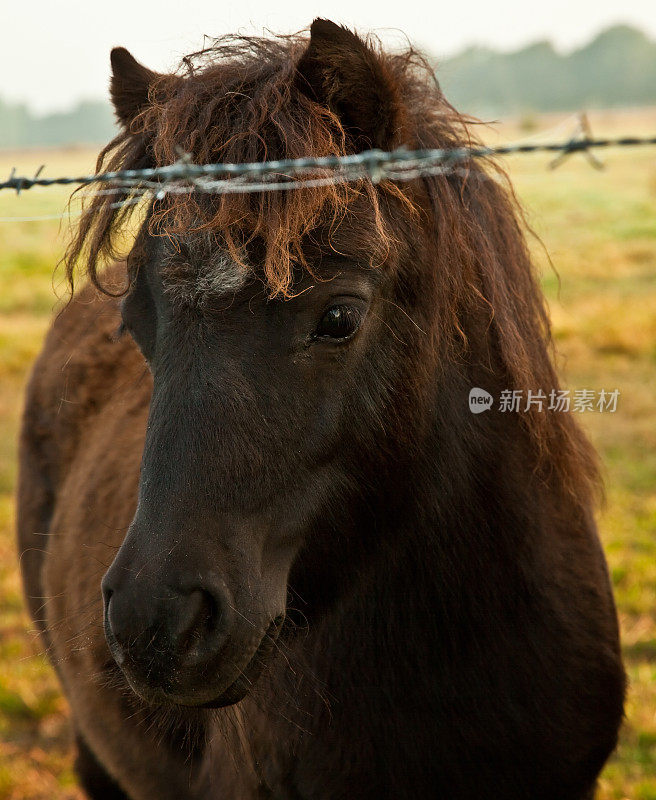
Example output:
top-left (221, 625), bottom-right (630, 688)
top-left (110, 47), bottom-right (162, 127)
top-left (296, 18), bottom-right (406, 150)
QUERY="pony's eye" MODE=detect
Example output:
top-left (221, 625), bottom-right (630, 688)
top-left (313, 304), bottom-right (363, 341)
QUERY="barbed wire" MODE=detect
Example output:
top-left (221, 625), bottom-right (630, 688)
top-left (0, 112), bottom-right (580, 201)
top-left (0, 165), bottom-right (491, 224)
top-left (2, 130), bottom-right (656, 198)
top-left (1, 111), bottom-right (655, 226)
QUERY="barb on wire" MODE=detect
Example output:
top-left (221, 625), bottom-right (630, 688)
top-left (1, 130), bottom-right (655, 200)
top-left (6, 164), bottom-right (46, 195)
top-left (549, 113), bottom-right (604, 170)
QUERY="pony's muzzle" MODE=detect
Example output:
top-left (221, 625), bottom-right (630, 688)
top-left (101, 567), bottom-right (233, 685)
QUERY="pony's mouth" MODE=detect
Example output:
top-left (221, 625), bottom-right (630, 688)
top-left (199, 614), bottom-right (286, 708)
top-left (114, 614), bottom-right (286, 708)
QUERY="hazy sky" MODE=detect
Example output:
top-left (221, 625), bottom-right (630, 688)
top-left (4, 0), bottom-right (656, 113)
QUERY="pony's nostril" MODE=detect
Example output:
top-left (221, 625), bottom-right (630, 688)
top-left (101, 589), bottom-right (128, 666)
top-left (102, 585), bottom-right (113, 614)
top-left (101, 571), bottom-right (112, 604)
top-left (174, 588), bottom-right (224, 658)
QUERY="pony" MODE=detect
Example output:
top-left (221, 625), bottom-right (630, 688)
top-left (17, 19), bottom-right (624, 800)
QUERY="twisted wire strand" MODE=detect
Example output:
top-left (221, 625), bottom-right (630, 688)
top-left (2, 135), bottom-right (656, 195)
top-left (1, 133), bottom-right (654, 223)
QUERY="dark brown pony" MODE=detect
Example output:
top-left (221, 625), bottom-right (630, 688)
top-left (17, 19), bottom-right (624, 800)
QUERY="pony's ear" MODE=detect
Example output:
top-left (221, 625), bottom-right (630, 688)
top-left (110, 47), bottom-right (160, 127)
top-left (296, 18), bottom-right (406, 150)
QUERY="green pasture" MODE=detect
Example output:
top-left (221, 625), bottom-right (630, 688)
top-left (0, 110), bottom-right (655, 798)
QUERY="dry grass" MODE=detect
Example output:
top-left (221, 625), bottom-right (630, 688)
top-left (0, 109), bottom-right (655, 798)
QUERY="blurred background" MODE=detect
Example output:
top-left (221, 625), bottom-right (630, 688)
top-left (0, 1), bottom-right (655, 798)
top-left (2, 0), bottom-right (656, 146)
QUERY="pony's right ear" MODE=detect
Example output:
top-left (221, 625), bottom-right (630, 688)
top-left (110, 47), bottom-right (160, 127)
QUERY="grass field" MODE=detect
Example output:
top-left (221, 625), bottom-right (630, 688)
top-left (0, 109), bottom-right (655, 799)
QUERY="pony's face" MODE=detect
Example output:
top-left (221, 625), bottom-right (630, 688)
top-left (97, 18), bottom-right (437, 706)
top-left (100, 15), bottom-right (500, 706)
top-left (101, 211), bottom-right (410, 706)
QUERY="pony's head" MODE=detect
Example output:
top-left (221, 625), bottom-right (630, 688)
top-left (69, 20), bottom-right (598, 707)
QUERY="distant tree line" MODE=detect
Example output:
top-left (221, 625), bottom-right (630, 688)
top-left (0, 99), bottom-right (116, 148)
top-left (437, 25), bottom-right (656, 117)
top-left (1, 25), bottom-right (655, 149)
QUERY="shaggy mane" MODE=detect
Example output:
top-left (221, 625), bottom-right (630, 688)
top-left (65, 33), bottom-right (477, 297)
